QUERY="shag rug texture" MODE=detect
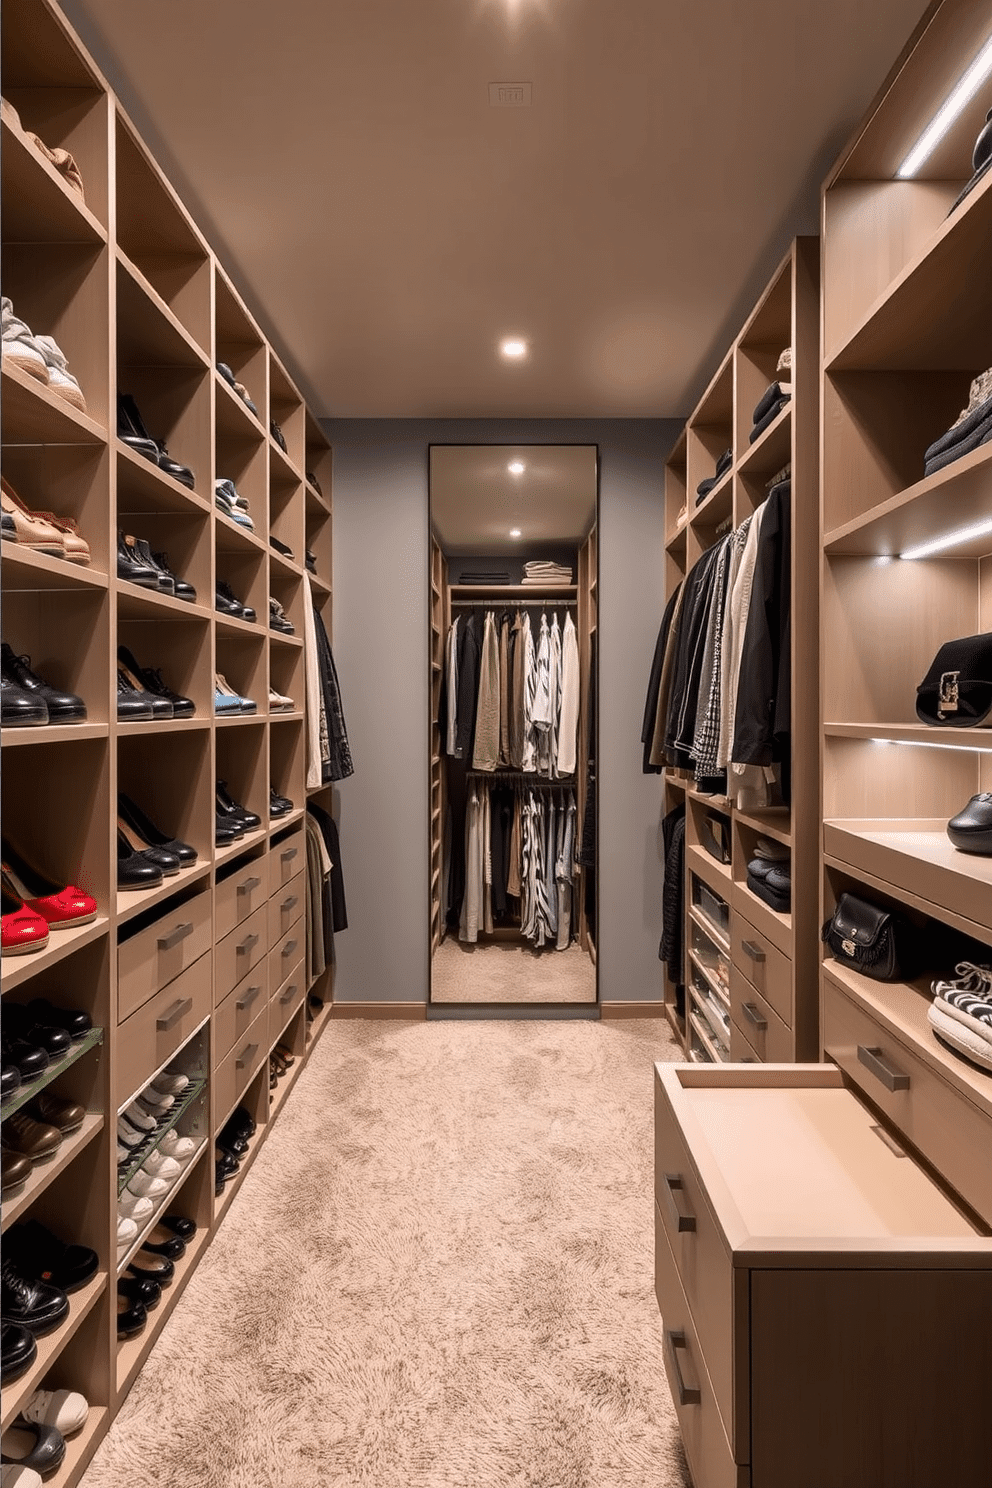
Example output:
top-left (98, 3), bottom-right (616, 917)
top-left (431, 938), bottom-right (597, 1002)
top-left (82, 1018), bottom-right (692, 1488)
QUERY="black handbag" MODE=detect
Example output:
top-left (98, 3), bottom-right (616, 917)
top-left (916, 631), bottom-right (992, 727)
top-left (821, 892), bottom-right (923, 982)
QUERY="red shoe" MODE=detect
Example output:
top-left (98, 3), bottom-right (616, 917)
top-left (1, 886), bottom-right (50, 955)
top-left (1, 843), bottom-right (97, 930)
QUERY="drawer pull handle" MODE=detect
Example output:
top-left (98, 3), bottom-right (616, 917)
top-left (280, 894), bottom-right (299, 912)
top-left (280, 983), bottom-right (299, 1005)
top-left (664, 1328), bottom-right (701, 1407)
top-left (237, 934), bottom-right (260, 956)
top-left (235, 1042), bottom-right (258, 1070)
top-left (236, 984), bottom-right (263, 1012)
top-left (662, 1173), bottom-right (696, 1234)
top-left (857, 1044), bottom-right (910, 1093)
top-left (742, 1001), bottom-right (768, 1032)
top-left (741, 939), bottom-right (766, 963)
top-left (282, 938), bottom-right (298, 958)
top-left (157, 921), bottom-right (193, 952)
top-left (156, 996), bottom-right (193, 1031)
top-left (237, 876), bottom-right (262, 895)
top-left (280, 847), bottom-right (298, 863)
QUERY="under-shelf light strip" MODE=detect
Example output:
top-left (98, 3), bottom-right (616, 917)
top-left (896, 33), bottom-right (992, 178)
top-left (900, 517), bottom-right (992, 560)
top-left (871, 738), bottom-right (992, 753)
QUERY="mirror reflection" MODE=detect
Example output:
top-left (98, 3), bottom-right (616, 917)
top-left (429, 445), bottom-right (598, 1004)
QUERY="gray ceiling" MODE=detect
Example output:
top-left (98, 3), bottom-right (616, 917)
top-left (64, 0), bottom-right (931, 419)
top-left (431, 443), bottom-right (598, 555)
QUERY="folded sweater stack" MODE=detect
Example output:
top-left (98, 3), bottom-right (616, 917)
top-left (522, 560), bottom-right (572, 586)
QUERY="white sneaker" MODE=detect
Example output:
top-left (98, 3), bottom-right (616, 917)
top-left (116, 1214), bottom-right (138, 1246)
top-left (118, 1191), bottom-right (153, 1222)
top-left (124, 1102), bottom-right (156, 1132)
top-left (143, 1150), bottom-right (181, 1180)
top-left (932, 961), bottom-right (992, 1001)
top-left (127, 1170), bottom-right (168, 1199)
top-left (117, 1143), bottom-right (131, 1166)
top-left (139, 1089), bottom-right (174, 1112)
top-left (31, 334), bottom-right (86, 412)
top-left (159, 1129), bottom-right (196, 1161)
top-left (21, 1388), bottom-right (89, 1435)
top-left (117, 1116), bottom-right (146, 1148)
top-left (1, 296), bottom-right (48, 385)
top-left (151, 1072), bottom-right (189, 1096)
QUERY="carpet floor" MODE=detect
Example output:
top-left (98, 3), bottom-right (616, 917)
top-left (82, 1018), bottom-right (692, 1488)
top-left (431, 938), bottom-right (597, 1003)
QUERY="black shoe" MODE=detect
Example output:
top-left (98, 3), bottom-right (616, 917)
top-left (2, 1006), bottom-right (72, 1059)
top-left (0, 1323), bottom-right (37, 1385)
top-left (269, 535), bottom-right (294, 560)
top-left (5, 1220), bottom-right (99, 1295)
top-left (117, 829), bottom-right (163, 891)
top-left (0, 1031), bottom-right (48, 1082)
top-left (216, 780), bottom-right (262, 830)
top-left (1, 1257), bottom-right (69, 1336)
top-left (216, 580), bottom-right (255, 623)
top-left (270, 419), bottom-right (288, 453)
top-left (0, 676), bottom-right (47, 727)
top-left (118, 794), bottom-right (197, 865)
top-left (270, 787), bottom-right (293, 817)
top-left (947, 793), bottom-right (992, 854)
top-left (152, 550), bottom-right (196, 603)
top-left (117, 1275), bottom-right (161, 1311)
top-left (159, 1213), bottom-right (197, 1240)
top-left (153, 440), bottom-right (195, 490)
top-left (268, 601), bottom-right (294, 634)
top-left (306, 471), bottom-right (323, 497)
top-left (216, 361), bottom-right (238, 389)
top-left (305, 549), bottom-right (317, 574)
top-left (215, 813), bottom-right (244, 845)
top-left (25, 997), bottom-right (92, 1041)
top-left (224, 1105), bottom-right (256, 1140)
top-left (116, 1294), bottom-right (147, 1339)
top-left (117, 392), bottom-right (159, 464)
top-left (0, 644), bottom-right (86, 724)
top-left (118, 818), bottom-right (180, 877)
top-left (118, 647), bottom-right (194, 719)
top-left (116, 668), bottom-right (156, 722)
top-left (117, 530), bottom-right (163, 588)
top-left (0, 1419), bottom-right (67, 1477)
top-left (126, 1250), bottom-right (175, 1286)
top-left (140, 1231), bottom-right (184, 1260)
top-left (132, 539), bottom-right (173, 594)
top-left (1, 1064), bottom-right (21, 1100)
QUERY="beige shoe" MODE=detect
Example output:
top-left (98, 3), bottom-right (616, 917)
top-left (30, 511), bottom-right (90, 565)
top-left (1, 479), bottom-right (66, 557)
top-left (268, 687), bottom-right (294, 711)
top-left (32, 335), bottom-right (86, 412)
top-left (1, 297), bottom-right (49, 384)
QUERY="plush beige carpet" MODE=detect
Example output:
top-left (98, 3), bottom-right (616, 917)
top-left (431, 937), bottom-right (597, 1002)
top-left (82, 1018), bottom-right (691, 1488)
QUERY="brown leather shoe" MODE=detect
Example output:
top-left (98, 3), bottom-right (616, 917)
top-left (2, 1112), bottom-right (62, 1162)
top-left (1, 1149), bottom-right (31, 1196)
top-left (28, 1093), bottom-right (85, 1133)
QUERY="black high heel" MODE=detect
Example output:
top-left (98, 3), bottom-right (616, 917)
top-left (118, 794), bottom-right (197, 865)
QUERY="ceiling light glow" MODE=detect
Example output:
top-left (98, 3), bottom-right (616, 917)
top-left (508, 460), bottom-right (525, 475)
top-left (870, 737), bottom-right (992, 753)
top-left (899, 517), bottom-right (992, 560)
top-left (896, 34), bottom-right (992, 177)
top-left (510, 528), bottom-right (522, 538)
top-left (500, 338), bottom-right (528, 359)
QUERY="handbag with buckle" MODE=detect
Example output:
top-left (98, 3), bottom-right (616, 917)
top-left (916, 632), bottom-right (992, 727)
top-left (821, 892), bottom-right (925, 982)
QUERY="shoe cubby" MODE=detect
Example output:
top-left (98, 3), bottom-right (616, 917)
top-left (215, 633), bottom-right (266, 720)
top-left (115, 360), bottom-right (212, 509)
top-left (734, 261), bottom-right (792, 453)
top-left (270, 470), bottom-right (304, 565)
top-left (216, 721), bottom-right (267, 835)
top-left (116, 609), bottom-right (211, 728)
top-left (269, 716), bottom-right (305, 823)
top-left (213, 1066), bottom-right (267, 1220)
top-left (215, 540), bottom-right (266, 642)
top-left (3, 555), bottom-right (110, 722)
top-left (116, 729), bottom-right (212, 908)
top-left (114, 118), bottom-right (211, 357)
top-left (269, 566), bottom-right (304, 640)
top-left (3, 437), bottom-right (111, 581)
top-left (268, 644), bottom-right (303, 718)
top-left (2, 730), bottom-right (111, 907)
top-left (215, 422), bottom-right (266, 528)
top-left (305, 501), bottom-right (333, 588)
top-left (214, 269), bottom-right (267, 436)
top-left (304, 409), bottom-right (332, 499)
top-left (115, 499), bottom-right (211, 622)
top-left (269, 353), bottom-right (305, 474)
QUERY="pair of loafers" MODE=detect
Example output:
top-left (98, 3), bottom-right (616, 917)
top-left (117, 645), bottom-right (195, 722)
top-left (118, 393), bottom-right (195, 488)
top-left (0, 643), bottom-right (86, 725)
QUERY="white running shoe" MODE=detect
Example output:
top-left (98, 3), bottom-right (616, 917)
top-left (127, 1170), bottom-right (168, 1199)
top-left (142, 1150), bottom-right (181, 1180)
top-left (159, 1129), bottom-right (196, 1161)
top-left (21, 1388), bottom-right (89, 1435)
top-left (118, 1191), bottom-right (153, 1222)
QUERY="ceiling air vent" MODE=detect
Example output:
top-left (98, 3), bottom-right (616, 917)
top-left (488, 82), bottom-right (532, 107)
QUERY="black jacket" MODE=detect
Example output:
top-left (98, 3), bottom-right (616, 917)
top-left (731, 480), bottom-right (791, 799)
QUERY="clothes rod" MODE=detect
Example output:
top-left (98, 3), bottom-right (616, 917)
top-left (450, 598), bottom-right (578, 608)
top-left (465, 770), bottom-right (577, 784)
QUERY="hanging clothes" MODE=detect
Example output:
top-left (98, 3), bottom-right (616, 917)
top-left (460, 783), bottom-right (484, 943)
top-left (454, 611), bottom-right (481, 759)
top-left (498, 613), bottom-right (512, 766)
top-left (548, 613), bottom-right (563, 778)
top-left (510, 612), bottom-right (526, 768)
top-left (521, 613), bottom-right (537, 773)
top-left (558, 611), bottom-right (580, 777)
top-left (473, 610), bottom-right (501, 771)
top-left (444, 614), bottom-right (460, 756)
top-left (313, 603), bottom-right (353, 784)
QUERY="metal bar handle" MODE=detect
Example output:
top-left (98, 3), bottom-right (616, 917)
top-left (857, 1044), bottom-right (910, 1092)
top-left (280, 894), bottom-right (299, 912)
top-left (237, 876), bottom-right (262, 896)
top-left (157, 921), bottom-right (193, 951)
top-left (279, 983), bottom-right (299, 1005)
top-left (741, 939), bottom-right (766, 963)
top-left (743, 1002), bottom-right (768, 1032)
top-left (662, 1173), bottom-right (696, 1233)
top-left (280, 847), bottom-right (298, 863)
top-left (236, 933), bottom-right (260, 956)
top-left (236, 984), bottom-right (263, 1013)
top-left (664, 1329), bottom-right (701, 1406)
top-left (235, 1042), bottom-right (258, 1070)
top-left (156, 996), bottom-right (193, 1031)
top-left (281, 938), bottom-right (298, 958)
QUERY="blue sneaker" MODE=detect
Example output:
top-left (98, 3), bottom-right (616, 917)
top-left (214, 674), bottom-right (257, 714)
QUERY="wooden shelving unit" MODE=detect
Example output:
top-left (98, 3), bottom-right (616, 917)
top-left (0, 3), bottom-right (336, 1479)
top-left (818, 0), bottom-right (992, 1231)
top-left (661, 236), bottom-right (821, 1061)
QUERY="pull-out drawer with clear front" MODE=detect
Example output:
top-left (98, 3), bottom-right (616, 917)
top-left (654, 1062), bottom-right (992, 1488)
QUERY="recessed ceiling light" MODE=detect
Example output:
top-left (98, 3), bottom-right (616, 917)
top-left (509, 528), bottom-right (522, 538)
top-left (896, 33), bottom-right (992, 177)
top-left (508, 460), bottom-right (525, 475)
top-left (500, 338), bottom-right (528, 359)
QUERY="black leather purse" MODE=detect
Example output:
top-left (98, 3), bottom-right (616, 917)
top-left (821, 892), bottom-right (923, 982)
top-left (916, 631), bottom-right (992, 727)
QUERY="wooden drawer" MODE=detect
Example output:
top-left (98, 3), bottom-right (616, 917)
top-left (118, 889), bottom-right (212, 1023)
top-left (213, 1008), bottom-right (267, 1126)
top-left (214, 904), bottom-right (267, 1006)
top-left (730, 966), bottom-right (793, 1064)
top-left (215, 857), bottom-right (268, 941)
top-left (654, 1202), bottom-right (747, 1488)
top-left (269, 825), bottom-right (304, 889)
top-left (116, 953), bottom-right (211, 1108)
top-left (729, 1021), bottom-right (761, 1062)
top-left (270, 960), bottom-right (305, 1044)
top-left (268, 920), bottom-right (304, 994)
top-left (267, 870), bottom-right (304, 947)
top-left (214, 962), bottom-right (269, 1065)
top-left (822, 978), bottom-right (992, 1226)
top-left (655, 1069), bottom-right (742, 1452)
top-left (730, 913), bottom-right (792, 1028)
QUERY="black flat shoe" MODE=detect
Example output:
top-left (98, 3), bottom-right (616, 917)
top-left (25, 997), bottom-right (91, 1040)
top-left (117, 1275), bottom-right (161, 1311)
top-left (215, 814), bottom-right (245, 845)
top-left (118, 794), bottom-right (197, 865)
top-left (0, 1323), bottom-right (36, 1385)
top-left (1, 1064), bottom-right (21, 1100)
top-left (0, 1419), bottom-right (67, 1477)
top-left (153, 440), bottom-right (195, 490)
top-left (118, 646), bottom-right (194, 720)
top-left (1, 1258), bottom-right (70, 1336)
top-left (217, 780), bottom-right (262, 830)
top-left (116, 668), bottom-right (156, 722)
top-left (159, 1213), bottom-right (197, 1240)
top-left (140, 1227), bottom-right (185, 1260)
top-left (2, 1006), bottom-right (71, 1059)
top-left (117, 392), bottom-right (159, 464)
top-left (270, 419), bottom-right (288, 453)
top-left (0, 1031), bottom-right (48, 1081)
top-left (0, 644), bottom-right (85, 724)
top-left (117, 829), bottom-right (163, 891)
top-left (947, 792), bottom-right (992, 855)
top-left (116, 1294), bottom-right (147, 1339)
top-left (269, 535), bottom-right (294, 559)
top-left (0, 676), bottom-right (47, 727)
top-left (269, 601), bottom-right (294, 634)
top-left (224, 1105), bottom-right (256, 1140)
top-left (117, 653), bottom-right (173, 720)
top-left (216, 580), bottom-right (255, 622)
top-left (126, 1251), bottom-right (174, 1286)
top-left (153, 549), bottom-right (196, 602)
top-left (5, 1220), bottom-right (98, 1295)
top-left (270, 787), bottom-right (293, 817)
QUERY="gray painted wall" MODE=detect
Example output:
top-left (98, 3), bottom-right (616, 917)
top-left (326, 418), bottom-right (682, 1005)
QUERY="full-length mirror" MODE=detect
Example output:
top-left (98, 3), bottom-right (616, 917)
top-left (429, 445), bottom-right (599, 1005)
